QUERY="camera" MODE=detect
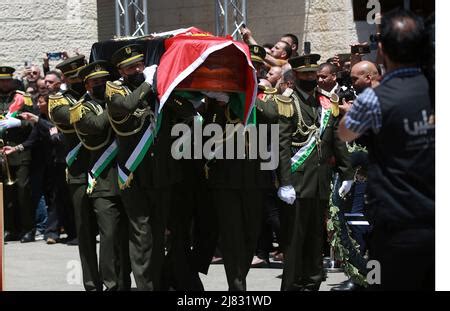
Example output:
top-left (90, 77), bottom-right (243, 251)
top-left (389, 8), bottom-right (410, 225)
top-left (47, 52), bottom-right (63, 61)
top-left (337, 87), bottom-right (356, 102)
top-left (351, 44), bottom-right (371, 55)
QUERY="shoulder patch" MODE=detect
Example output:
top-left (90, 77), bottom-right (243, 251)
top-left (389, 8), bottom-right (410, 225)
top-left (274, 95), bottom-right (294, 118)
top-left (48, 94), bottom-right (70, 114)
top-left (105, 80), bottom-right (127, 100)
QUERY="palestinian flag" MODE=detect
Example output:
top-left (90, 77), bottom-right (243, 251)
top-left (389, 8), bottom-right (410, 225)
top-left (156, 27), bottom-right (257, 124)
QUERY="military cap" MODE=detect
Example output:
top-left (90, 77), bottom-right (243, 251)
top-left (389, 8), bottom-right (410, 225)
top-left (111, 44), bottom-right (144, 68)
top-left (78, 60), bottom-right (112, 82)
top-left (288, 54), bottom-right (321, 72)
top-left (56, 55), bottom-right (86, 79)
top-left (249, 45), bottom-right (266, 64)
top-left (0, 66), bottom-right (15, 79)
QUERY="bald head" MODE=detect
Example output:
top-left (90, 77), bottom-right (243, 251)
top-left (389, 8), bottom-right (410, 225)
top-left (351, 61), bottom-right (379, 94)
top-left (352, 61), bottom-right (378, 77)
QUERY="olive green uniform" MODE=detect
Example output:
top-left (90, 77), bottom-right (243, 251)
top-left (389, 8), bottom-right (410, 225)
top-left (106, 79), bottom-right (180, 290)
top-left (72, 94), bottom-right (131, 291)
top-left (48, 90), bottom-right (99, 290)
top-left (277, 87), bottom-right (353, 291)
top-left (204, 97), bottom-right (275, 291)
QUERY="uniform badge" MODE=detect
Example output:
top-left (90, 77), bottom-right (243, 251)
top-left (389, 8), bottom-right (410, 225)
top-left (125, 47), bottom-right (132, 55)
top-left (71, 63), bottom-right (78, 70)
top-left (305, 56), bottom-right (310, 66)
top-left (95, 64), bottom-right (102, 72)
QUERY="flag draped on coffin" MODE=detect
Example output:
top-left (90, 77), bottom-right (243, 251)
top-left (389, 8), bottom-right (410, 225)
top-left (156, 27), bottom-right (257, 125)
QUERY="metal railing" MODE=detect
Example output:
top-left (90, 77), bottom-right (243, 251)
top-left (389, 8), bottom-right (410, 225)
top-left (115, 0), bottom-right (149, 37)
top-left (215, 0), bottom-right (247, 39)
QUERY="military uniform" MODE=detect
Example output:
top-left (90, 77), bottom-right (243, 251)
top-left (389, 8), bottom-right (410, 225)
top-left (0, 66), bottom-right (35, 242)
top-left (203, 95), bottom-right (275, 291)
top-left (277, 55), bottom-right (353, 291)
top-left (159, 94), bottom-right (207, 291)
top-left (254, 87), bottom-right (290, 263)
top-left (71, 61), bottom-right (131, 291)
top-left (48, 56), bottom-right (97, 290)
top-left (106, 44), bottom-right (182, 290)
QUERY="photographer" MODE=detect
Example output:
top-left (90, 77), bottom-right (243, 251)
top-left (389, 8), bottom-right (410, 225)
top-left (338, 9), bottom-right (435, 290)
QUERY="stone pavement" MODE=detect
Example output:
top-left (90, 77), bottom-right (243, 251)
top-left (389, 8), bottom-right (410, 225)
top-left (3, 240), bottom-right (346, 291)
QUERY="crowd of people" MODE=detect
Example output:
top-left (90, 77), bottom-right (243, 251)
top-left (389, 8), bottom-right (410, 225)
top-left (0, 8), bottom-right (434, 291)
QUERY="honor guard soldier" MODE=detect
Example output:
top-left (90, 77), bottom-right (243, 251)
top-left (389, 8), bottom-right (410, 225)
top-left (0, 66), bottom-right (35, 243)
top-left (106, 44), bottom-right (168, 290)
top-left (71, 61), bottom-right (131, 290)
top-left (48, 56), bottom-right (97, 290)
top-left (202, 87), bottom-right (276, 291)
top-left (107, 43), bottom-right (200, 290)
top-left (277, 54), bottom-right (354, 291)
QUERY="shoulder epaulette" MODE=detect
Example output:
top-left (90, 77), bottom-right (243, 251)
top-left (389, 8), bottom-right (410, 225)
top-left (69, 98), bottom-right (86, 124)
top-left (274, 94), bottom-right (294, 118)
top-left (15, 90), bottom-right (33, 107)
top-left (105, 80), bottom-right (127, 100)
top-left (330, 93), bottom-right (340, 117)
top-left (263, 87), bottom-right (278, 95)
top-left (48, 93), bottom-right (70, 114)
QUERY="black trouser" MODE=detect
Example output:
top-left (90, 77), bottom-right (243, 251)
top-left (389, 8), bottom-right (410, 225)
top-left (120, 185), bottom-right (168, 290)
top-left (212, 188), bottom-right (263, 291)
top-left (4, 163), bottom-right (34, 236)
top-left (368, 227), bottom-right (434, 291)
top-left (30, 153), bottom-right (49, 232)
top-left (191, 187), bottom-right (218, 275)
top-left (70, 183), bottom-right (100, 291)
top-left (92, 195), bottom-right (131, 291)
top-left (45, 163), bottom-right (76, 240)
top-left (255, 189), bottom-right (281, 261)
top-left (163, 183), bottom-right (204, 291)
top-left (350, 224), bottom-right (370, 255)
top-left (281, 199), bottom-right (327, 291)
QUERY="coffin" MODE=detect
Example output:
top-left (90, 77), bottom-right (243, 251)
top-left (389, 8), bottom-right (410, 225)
top-left (175, 45), bottom-right (247, 93)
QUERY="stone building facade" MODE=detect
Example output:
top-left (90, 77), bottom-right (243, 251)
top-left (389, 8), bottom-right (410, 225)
top-left (1, 0), bottom-right (433, 76)
top-left (0, 0), bottom-right (98, 74)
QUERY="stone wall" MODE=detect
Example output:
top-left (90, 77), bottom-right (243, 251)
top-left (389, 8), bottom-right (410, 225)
top-left (0, 0), bottom-right (378, 76)
top-left (96, 0), bottom-right (372, 61)
top-left (0, 0), bottom-right (98, 76)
